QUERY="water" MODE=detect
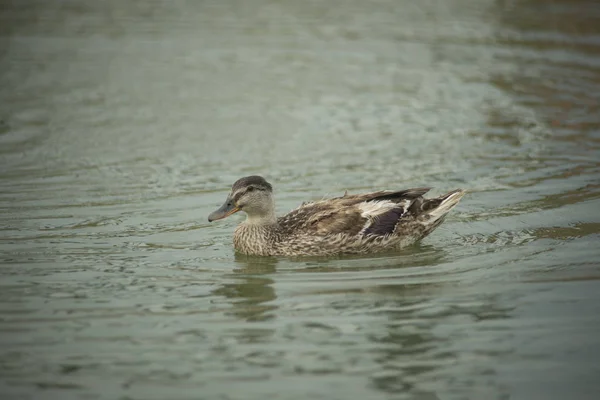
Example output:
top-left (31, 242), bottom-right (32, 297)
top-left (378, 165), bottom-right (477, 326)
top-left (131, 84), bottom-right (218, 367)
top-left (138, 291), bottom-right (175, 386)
top-left (1, 0), bottom-right (599, 399)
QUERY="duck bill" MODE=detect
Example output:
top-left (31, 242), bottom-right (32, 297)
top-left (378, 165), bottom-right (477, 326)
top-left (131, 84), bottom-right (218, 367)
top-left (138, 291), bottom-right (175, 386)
top-left (208, 199), bottom-right (240, 222)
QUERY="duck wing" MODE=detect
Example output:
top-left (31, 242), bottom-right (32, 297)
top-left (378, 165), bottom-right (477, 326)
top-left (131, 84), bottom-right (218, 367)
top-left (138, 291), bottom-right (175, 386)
top-left (278, 188), bottom-right (431, 237)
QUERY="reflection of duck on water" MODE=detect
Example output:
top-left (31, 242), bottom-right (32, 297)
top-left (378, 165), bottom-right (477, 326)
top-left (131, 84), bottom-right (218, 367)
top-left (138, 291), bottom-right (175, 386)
top-left (210, 255), bottom-right (278, 322)
top-left (209, 176), bottom-right (465, 257)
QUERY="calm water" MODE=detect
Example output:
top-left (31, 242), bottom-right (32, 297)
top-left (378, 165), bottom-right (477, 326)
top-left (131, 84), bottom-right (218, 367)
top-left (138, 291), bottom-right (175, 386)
top-left (1, 0), bottom-right (600, 399)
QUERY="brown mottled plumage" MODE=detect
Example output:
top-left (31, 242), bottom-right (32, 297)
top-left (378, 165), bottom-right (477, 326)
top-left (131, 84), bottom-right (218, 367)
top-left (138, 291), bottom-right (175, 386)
top-left (208, 176), bottom-right (465, 256)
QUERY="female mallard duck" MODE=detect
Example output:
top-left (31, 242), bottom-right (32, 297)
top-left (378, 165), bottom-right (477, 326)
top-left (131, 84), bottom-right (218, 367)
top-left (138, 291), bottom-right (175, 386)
top-left (208, 176), bottom-right (465, 256)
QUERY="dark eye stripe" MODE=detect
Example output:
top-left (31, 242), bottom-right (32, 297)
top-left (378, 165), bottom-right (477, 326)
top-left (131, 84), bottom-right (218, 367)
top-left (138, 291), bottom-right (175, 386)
top-left (231, 186), bottom-right (264, 201)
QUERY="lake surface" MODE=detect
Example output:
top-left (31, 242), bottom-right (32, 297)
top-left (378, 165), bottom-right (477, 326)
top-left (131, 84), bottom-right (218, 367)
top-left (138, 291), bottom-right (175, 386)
top-left (1, 0), bottom-right (599, 399)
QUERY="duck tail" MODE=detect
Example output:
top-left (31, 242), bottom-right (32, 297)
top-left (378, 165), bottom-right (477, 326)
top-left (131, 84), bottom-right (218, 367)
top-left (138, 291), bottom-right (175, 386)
top-left (423, 189), bottom-right (466, 220)
top-left (389, 188), bottom-right (465, 243)
top-left (406, 189), bottom-right (465, 235)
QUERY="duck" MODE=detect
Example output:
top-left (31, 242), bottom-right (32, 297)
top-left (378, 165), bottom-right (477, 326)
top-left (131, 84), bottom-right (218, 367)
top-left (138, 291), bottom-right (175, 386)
top-left (208, 176), bottom-right (465, 257)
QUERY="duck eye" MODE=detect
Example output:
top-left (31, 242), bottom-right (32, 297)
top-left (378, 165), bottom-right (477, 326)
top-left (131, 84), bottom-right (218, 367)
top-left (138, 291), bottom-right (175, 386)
top-left (247, 187), bottom-right (255, 192)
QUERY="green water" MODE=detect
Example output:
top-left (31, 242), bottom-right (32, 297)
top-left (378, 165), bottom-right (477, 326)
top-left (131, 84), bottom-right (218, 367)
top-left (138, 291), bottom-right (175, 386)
top-left (1, 1), bottom-right (599, 399)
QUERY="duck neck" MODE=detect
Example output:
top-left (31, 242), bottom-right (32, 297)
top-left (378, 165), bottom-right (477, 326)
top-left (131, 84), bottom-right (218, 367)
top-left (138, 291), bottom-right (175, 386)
top-left (244, 209), bottom-right (277, 226)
